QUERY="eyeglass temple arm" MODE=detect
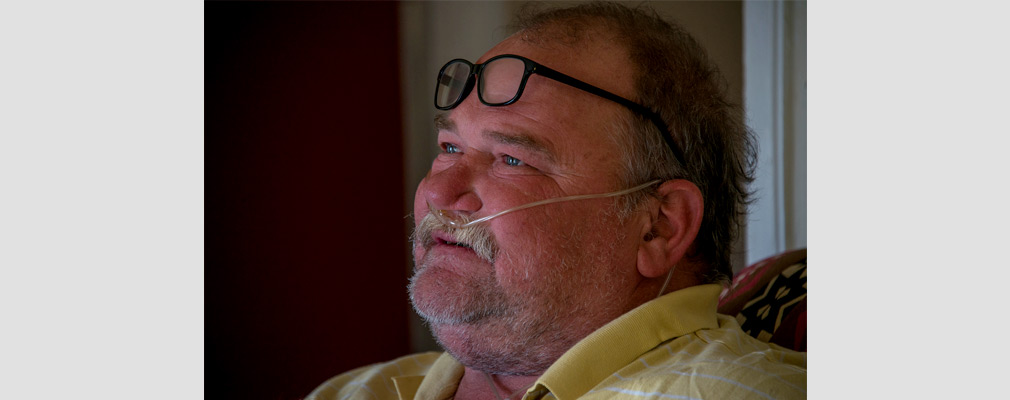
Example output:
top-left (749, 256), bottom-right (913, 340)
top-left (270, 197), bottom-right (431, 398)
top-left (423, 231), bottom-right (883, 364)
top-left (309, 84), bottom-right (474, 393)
top-left (532, 65), bottom-right (688, 168)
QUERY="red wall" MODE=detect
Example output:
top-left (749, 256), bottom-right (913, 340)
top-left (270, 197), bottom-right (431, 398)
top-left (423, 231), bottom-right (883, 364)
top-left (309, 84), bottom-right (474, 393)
top-left (206, 2), bottom-right (409, 399)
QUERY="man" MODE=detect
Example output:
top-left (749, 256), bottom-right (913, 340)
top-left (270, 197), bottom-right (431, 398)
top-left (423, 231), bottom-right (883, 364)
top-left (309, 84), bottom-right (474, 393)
top-left (309, 2), bottom-right (805, 399)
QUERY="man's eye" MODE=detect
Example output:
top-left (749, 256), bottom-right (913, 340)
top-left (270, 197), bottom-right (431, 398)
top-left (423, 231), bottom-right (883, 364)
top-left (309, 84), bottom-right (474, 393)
top-left (442, 143), bottom-right (460, 154)
top-left (503, 155), bottom-right (524, 166)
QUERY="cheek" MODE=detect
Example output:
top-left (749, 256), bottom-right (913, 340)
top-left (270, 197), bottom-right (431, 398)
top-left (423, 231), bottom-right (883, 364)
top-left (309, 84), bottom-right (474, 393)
top-left (488, 210), bottom-right (573, 279)
top-left (507, 204), bottom-right (632, 264)
top-left (413, 179), bottom-right (430, 224)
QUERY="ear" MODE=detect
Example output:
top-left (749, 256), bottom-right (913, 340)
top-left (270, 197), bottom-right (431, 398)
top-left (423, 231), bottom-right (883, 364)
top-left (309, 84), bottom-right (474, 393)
top-left (636, 179), bottom-right (704, 278)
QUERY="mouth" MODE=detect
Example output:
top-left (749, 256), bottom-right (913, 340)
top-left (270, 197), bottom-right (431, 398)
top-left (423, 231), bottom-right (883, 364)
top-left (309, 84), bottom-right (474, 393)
top-left (436, 237), bottom-right (473, 250)
top-left (415, 223), bottom-right (497, 265)
top-left (429, 231), bottom-right (475, 251)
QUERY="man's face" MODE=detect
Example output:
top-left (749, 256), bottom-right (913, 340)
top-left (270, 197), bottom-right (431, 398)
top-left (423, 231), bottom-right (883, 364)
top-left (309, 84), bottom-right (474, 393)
top-left (408, 34), bottom-right (648, 374)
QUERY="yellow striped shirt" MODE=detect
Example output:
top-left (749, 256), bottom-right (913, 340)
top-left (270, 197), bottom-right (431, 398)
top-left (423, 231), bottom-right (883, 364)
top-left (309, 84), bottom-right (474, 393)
top-left (307, 284), bottom-right (806, 400)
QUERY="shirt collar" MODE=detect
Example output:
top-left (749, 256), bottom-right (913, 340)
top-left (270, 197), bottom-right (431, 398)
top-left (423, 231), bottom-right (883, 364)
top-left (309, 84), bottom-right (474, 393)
top-left (532, 284), bottom-right (722, 400)
top-left (392, 352), bottom-right (464, 400)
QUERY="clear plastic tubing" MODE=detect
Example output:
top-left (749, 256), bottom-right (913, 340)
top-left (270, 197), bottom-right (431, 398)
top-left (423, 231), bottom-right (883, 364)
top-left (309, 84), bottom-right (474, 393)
top-left (430, 179), bottom-right (662, 229)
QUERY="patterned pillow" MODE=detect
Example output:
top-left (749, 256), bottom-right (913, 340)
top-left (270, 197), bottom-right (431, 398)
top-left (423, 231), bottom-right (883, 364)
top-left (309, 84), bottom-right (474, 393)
top-left (718, 249), bottom-right (807, 352)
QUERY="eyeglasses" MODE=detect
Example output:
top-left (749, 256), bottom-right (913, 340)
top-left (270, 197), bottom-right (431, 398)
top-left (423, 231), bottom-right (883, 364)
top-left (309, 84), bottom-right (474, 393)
top-left (434, 54), bottom-right (687, 167)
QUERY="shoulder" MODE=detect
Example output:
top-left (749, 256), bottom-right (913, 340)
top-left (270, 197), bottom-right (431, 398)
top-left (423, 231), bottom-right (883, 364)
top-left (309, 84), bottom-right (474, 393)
top-left (587, 316), bottom-right (806, 400)
top-left (305, 352), bottom-right (443, 400)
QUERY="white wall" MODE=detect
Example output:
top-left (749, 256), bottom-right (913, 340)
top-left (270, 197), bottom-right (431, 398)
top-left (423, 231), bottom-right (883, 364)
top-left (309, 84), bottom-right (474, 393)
top-left (744, 1), bottom-right (807, 265)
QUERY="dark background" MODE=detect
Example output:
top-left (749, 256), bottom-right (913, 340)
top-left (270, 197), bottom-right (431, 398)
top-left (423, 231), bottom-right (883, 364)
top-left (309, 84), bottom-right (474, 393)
top-left (206, 2), bottom-right (410, 399)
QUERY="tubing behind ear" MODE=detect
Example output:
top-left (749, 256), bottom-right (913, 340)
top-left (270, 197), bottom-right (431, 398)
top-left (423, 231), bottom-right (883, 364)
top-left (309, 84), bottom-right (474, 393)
top-left (656, 265), bottom-right (675, 298)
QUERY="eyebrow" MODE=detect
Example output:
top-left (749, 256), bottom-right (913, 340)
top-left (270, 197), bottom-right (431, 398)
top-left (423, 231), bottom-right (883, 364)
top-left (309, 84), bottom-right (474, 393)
top-left (433, 114), bottom-right (558, 164)
top-left (434, 113), bottom-right (455, 132)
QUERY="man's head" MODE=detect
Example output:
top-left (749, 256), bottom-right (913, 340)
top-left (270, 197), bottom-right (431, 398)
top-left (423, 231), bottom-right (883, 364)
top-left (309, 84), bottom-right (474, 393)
top-left (408, 2), bottom-right (754, 375)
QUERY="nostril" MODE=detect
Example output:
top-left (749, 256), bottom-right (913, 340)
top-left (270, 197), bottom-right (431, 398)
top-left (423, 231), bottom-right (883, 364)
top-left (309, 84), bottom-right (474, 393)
top-left (427, 201), bottom-right (472, 228)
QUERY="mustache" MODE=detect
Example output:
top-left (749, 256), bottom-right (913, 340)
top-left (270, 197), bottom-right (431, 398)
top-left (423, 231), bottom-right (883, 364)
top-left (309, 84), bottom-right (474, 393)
top-left (411, 212), bottom-right (499, 264)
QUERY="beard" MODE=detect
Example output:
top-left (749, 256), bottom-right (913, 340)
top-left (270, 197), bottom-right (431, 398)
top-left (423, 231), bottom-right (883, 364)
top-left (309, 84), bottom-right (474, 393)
top-left (408, 213), bottom-right (504, 325)
top-left (407, 210), bottom-right (628, 375)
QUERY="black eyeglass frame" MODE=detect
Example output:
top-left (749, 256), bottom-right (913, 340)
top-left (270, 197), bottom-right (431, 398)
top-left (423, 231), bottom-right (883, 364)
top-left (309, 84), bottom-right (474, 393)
top-left (434, 53), bottom-right (687, 167)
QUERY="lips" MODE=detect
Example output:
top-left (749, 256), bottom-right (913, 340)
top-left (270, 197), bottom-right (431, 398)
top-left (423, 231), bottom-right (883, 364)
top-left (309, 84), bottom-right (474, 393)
top-left (416, 230), bottom-right (490, 272)
top-left (442, 239), bottom-right (473, 249)
top-left (431, 231), bottom-right (473, 250)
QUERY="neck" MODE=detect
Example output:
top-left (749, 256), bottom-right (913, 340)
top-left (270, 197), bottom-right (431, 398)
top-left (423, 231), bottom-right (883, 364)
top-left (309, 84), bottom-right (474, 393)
top-left (454, 367), bottom-right (539, 400)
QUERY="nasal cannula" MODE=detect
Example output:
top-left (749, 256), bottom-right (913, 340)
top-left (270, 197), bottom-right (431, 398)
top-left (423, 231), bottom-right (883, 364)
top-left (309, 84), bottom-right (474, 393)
top-left (430, 179), bottom-right (662, 229)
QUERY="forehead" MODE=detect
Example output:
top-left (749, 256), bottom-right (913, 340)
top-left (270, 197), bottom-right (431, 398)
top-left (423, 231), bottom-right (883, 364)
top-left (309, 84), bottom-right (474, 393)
top-left (441, 33), bottom-right (635, 177)
top-left (479, 28), bottom-right (637, 101)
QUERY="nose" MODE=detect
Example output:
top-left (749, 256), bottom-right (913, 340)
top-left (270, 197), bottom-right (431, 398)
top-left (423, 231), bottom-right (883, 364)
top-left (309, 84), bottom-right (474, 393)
top-left (417, 156), bottom-right (484, 220)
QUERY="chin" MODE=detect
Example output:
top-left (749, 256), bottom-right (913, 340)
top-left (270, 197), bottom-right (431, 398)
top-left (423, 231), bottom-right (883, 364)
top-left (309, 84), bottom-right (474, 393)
top-left (408, 257), bottom-right (508, 325)
top-left (408, 269), bottom-right (468, 326)
top-left (431, 319), bottom-right (556, 376)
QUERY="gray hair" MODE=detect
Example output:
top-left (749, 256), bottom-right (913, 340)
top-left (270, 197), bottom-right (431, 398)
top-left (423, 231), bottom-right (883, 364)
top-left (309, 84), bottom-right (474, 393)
top-left (514, 1), bottom-right (757, 284)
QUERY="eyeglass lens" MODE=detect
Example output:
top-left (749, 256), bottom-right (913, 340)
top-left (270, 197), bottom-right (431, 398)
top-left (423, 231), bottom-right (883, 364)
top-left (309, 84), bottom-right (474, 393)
top-left (479, 57), bottom-right (525, 105)
top-left (436, 61), bottom-right (472, 109)
top-left (437, 57), bottom-right (530, 109)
